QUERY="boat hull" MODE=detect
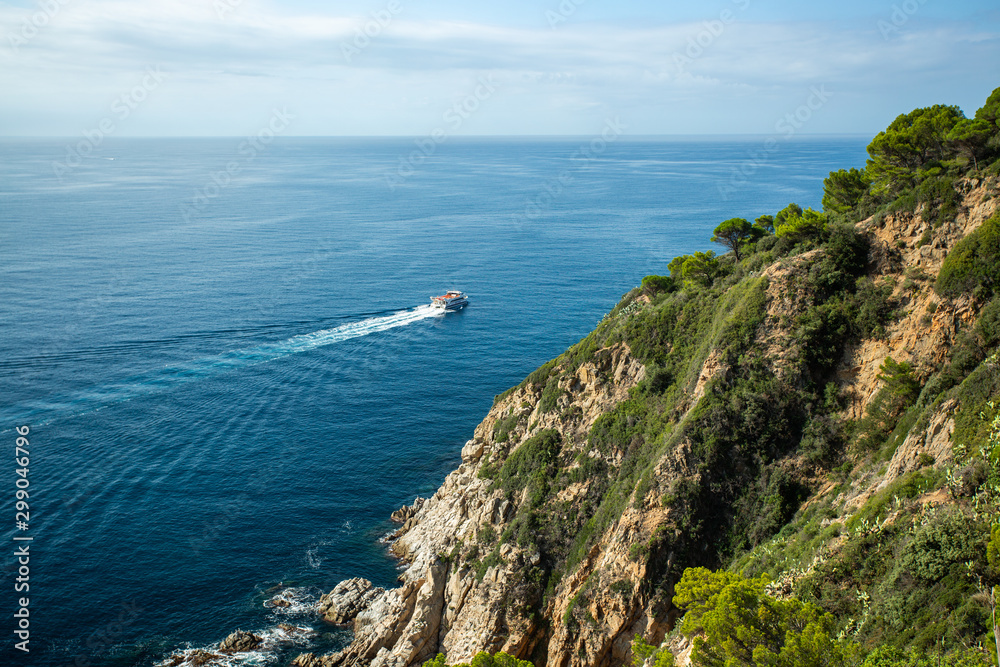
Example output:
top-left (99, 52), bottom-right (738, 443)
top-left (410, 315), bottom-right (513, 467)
top-left (433, 298), bottom-right (468, 311)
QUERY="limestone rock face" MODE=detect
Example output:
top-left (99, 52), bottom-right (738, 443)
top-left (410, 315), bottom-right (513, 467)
top-left (461, 439), bottom-right (484, 463)
top-left (842, 180), bottom-right (998, 419)
top-left (391, 498), bottom-right (426, 524)
top-left (317, 578), bottom-right (385, 625)
top-left (291, 654), bottom-right (327, 667)
top-left (881, 398), bottom-right (958, 488)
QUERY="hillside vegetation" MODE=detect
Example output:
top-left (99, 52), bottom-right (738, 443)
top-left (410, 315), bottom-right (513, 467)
top-left (292, 87), bottom-right (1000, 667)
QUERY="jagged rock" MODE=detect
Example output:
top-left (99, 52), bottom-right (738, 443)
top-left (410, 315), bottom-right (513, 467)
top-left (165, 650), bottom-right (223, 667)
top-left (291, 652), bottom-right (337, 667)
top-left (391, 498), bottom-right (426, 524)
top-left (218, 629), bottom-right (262, 653)
top-left (461, 439), bottom-right (485, 463)
top-left (317, 578), bottom-right (385, 624)
top-left (162, 649), bottom-right (227, 666)
top-left (880, 398), bottom-right (958, 488)
top-left (189, 651), bottom-right (223, 667)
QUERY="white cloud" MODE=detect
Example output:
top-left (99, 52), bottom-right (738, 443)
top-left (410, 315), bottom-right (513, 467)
top-left (0, 0), bottom-right (996, 135)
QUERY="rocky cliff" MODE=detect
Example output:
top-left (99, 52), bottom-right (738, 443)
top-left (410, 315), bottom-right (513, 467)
top-left (292, 175), bottom-right (1000, 667)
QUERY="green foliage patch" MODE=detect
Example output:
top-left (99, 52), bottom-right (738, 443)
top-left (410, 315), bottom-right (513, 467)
top-left (674, 567), bottom-right (855, 667)
top-left (422, 651), bottom-right (534, 667)
top-left (936, 213), bottom-right (1000, 300)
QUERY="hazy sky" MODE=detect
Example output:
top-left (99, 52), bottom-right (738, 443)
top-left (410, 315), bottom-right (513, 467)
top-left (1, 0), bottom-right (998, 136)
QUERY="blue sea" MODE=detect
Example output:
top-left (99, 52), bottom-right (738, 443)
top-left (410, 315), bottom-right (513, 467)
top-left (0, 135), bottom-right (868, 666)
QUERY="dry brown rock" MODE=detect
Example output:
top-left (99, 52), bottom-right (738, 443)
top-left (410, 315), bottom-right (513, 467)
top-left (880, 398), bottom-right (958, 489)
top-left (391, 498), bottom-right (426, 524)
top-left (218, 629), bottom-right (262, 653)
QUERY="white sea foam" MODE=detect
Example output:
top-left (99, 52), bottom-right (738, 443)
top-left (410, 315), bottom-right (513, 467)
top-left (305, 544), bottom-right (323, 569)
top-left (157, 623), bottom-right (316, 667)
top-left (263, 586), bottom-right (320, 618)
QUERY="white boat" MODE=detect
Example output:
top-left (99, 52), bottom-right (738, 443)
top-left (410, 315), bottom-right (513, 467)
top-left (431, 290), bottom-right (469, 311)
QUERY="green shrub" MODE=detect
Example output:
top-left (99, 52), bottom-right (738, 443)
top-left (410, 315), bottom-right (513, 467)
top-left (951, 359), bottom-right (1000, 454)
top-left (524, 359), bottom-right (557, 389)
top-left (631, 635), bottom-right (674, 667)
top-left (731, 465), bottom-right (809, 549)
top-left (776, 206), bottom-right (828, 243)
top-left (823, 167), bottom-right (872, 216)
top-left (898, 510), bottom-right (980, 582)
top-left (936, 213), bottom-right (1000, 299)
top-left (680, 251), bottom-right (724, 288)
top-left (495, 429), bottom-right (562, 502)
top-left (674, 567), bottom-right (855, 667)
top-left (800, 416), bottom-right (843, 464)
top-left (422, 651), bottom-right (534, 667)
top-left (845, 468), bottom-right (942, 532)
top-left (860, 645), bottom-right (990, 667)
top-left (538, 376), bottom-right (566, 413)
top-left (641, 274), bottom-right (675, 297)
top-left (493, 409), bottom-right (522, 443)
top-left (976, 298), bottom-right (1000, 349)
top-left (854, 358), bottom-right (921, 452)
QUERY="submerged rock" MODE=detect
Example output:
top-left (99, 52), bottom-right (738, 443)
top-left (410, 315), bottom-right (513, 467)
top-left (162, 649), bottom-right (224, 667)
top-left (218, 629), bottom-right (263, 653)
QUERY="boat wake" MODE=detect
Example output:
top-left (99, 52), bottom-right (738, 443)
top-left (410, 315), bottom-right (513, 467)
top-left (2, 305), bottom-right (444, 427)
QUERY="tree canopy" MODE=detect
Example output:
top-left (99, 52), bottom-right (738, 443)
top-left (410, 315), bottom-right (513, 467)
top-left (667, 251), bottom-right (722, 288)
top-left (754, 215), bottom-right (775, 235)
top-left (947, 119), bottom-right (993, 171)
top-left (822, 168), bottom-right (872, 215)
top-left (422, 652), bottom-right (533, 667)
top-left (866, 105), bottom-right (965, 192)
top-left (674, 567), bottom-right (854, 667)
top-left (774, 205), bottom-right (827, 243)
top-left (975, 87), bottom-right (1000, 128)
top-left (712, 218), bottom-right (755, 261)
top-left (680, 251), bottom-right (722, 287)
